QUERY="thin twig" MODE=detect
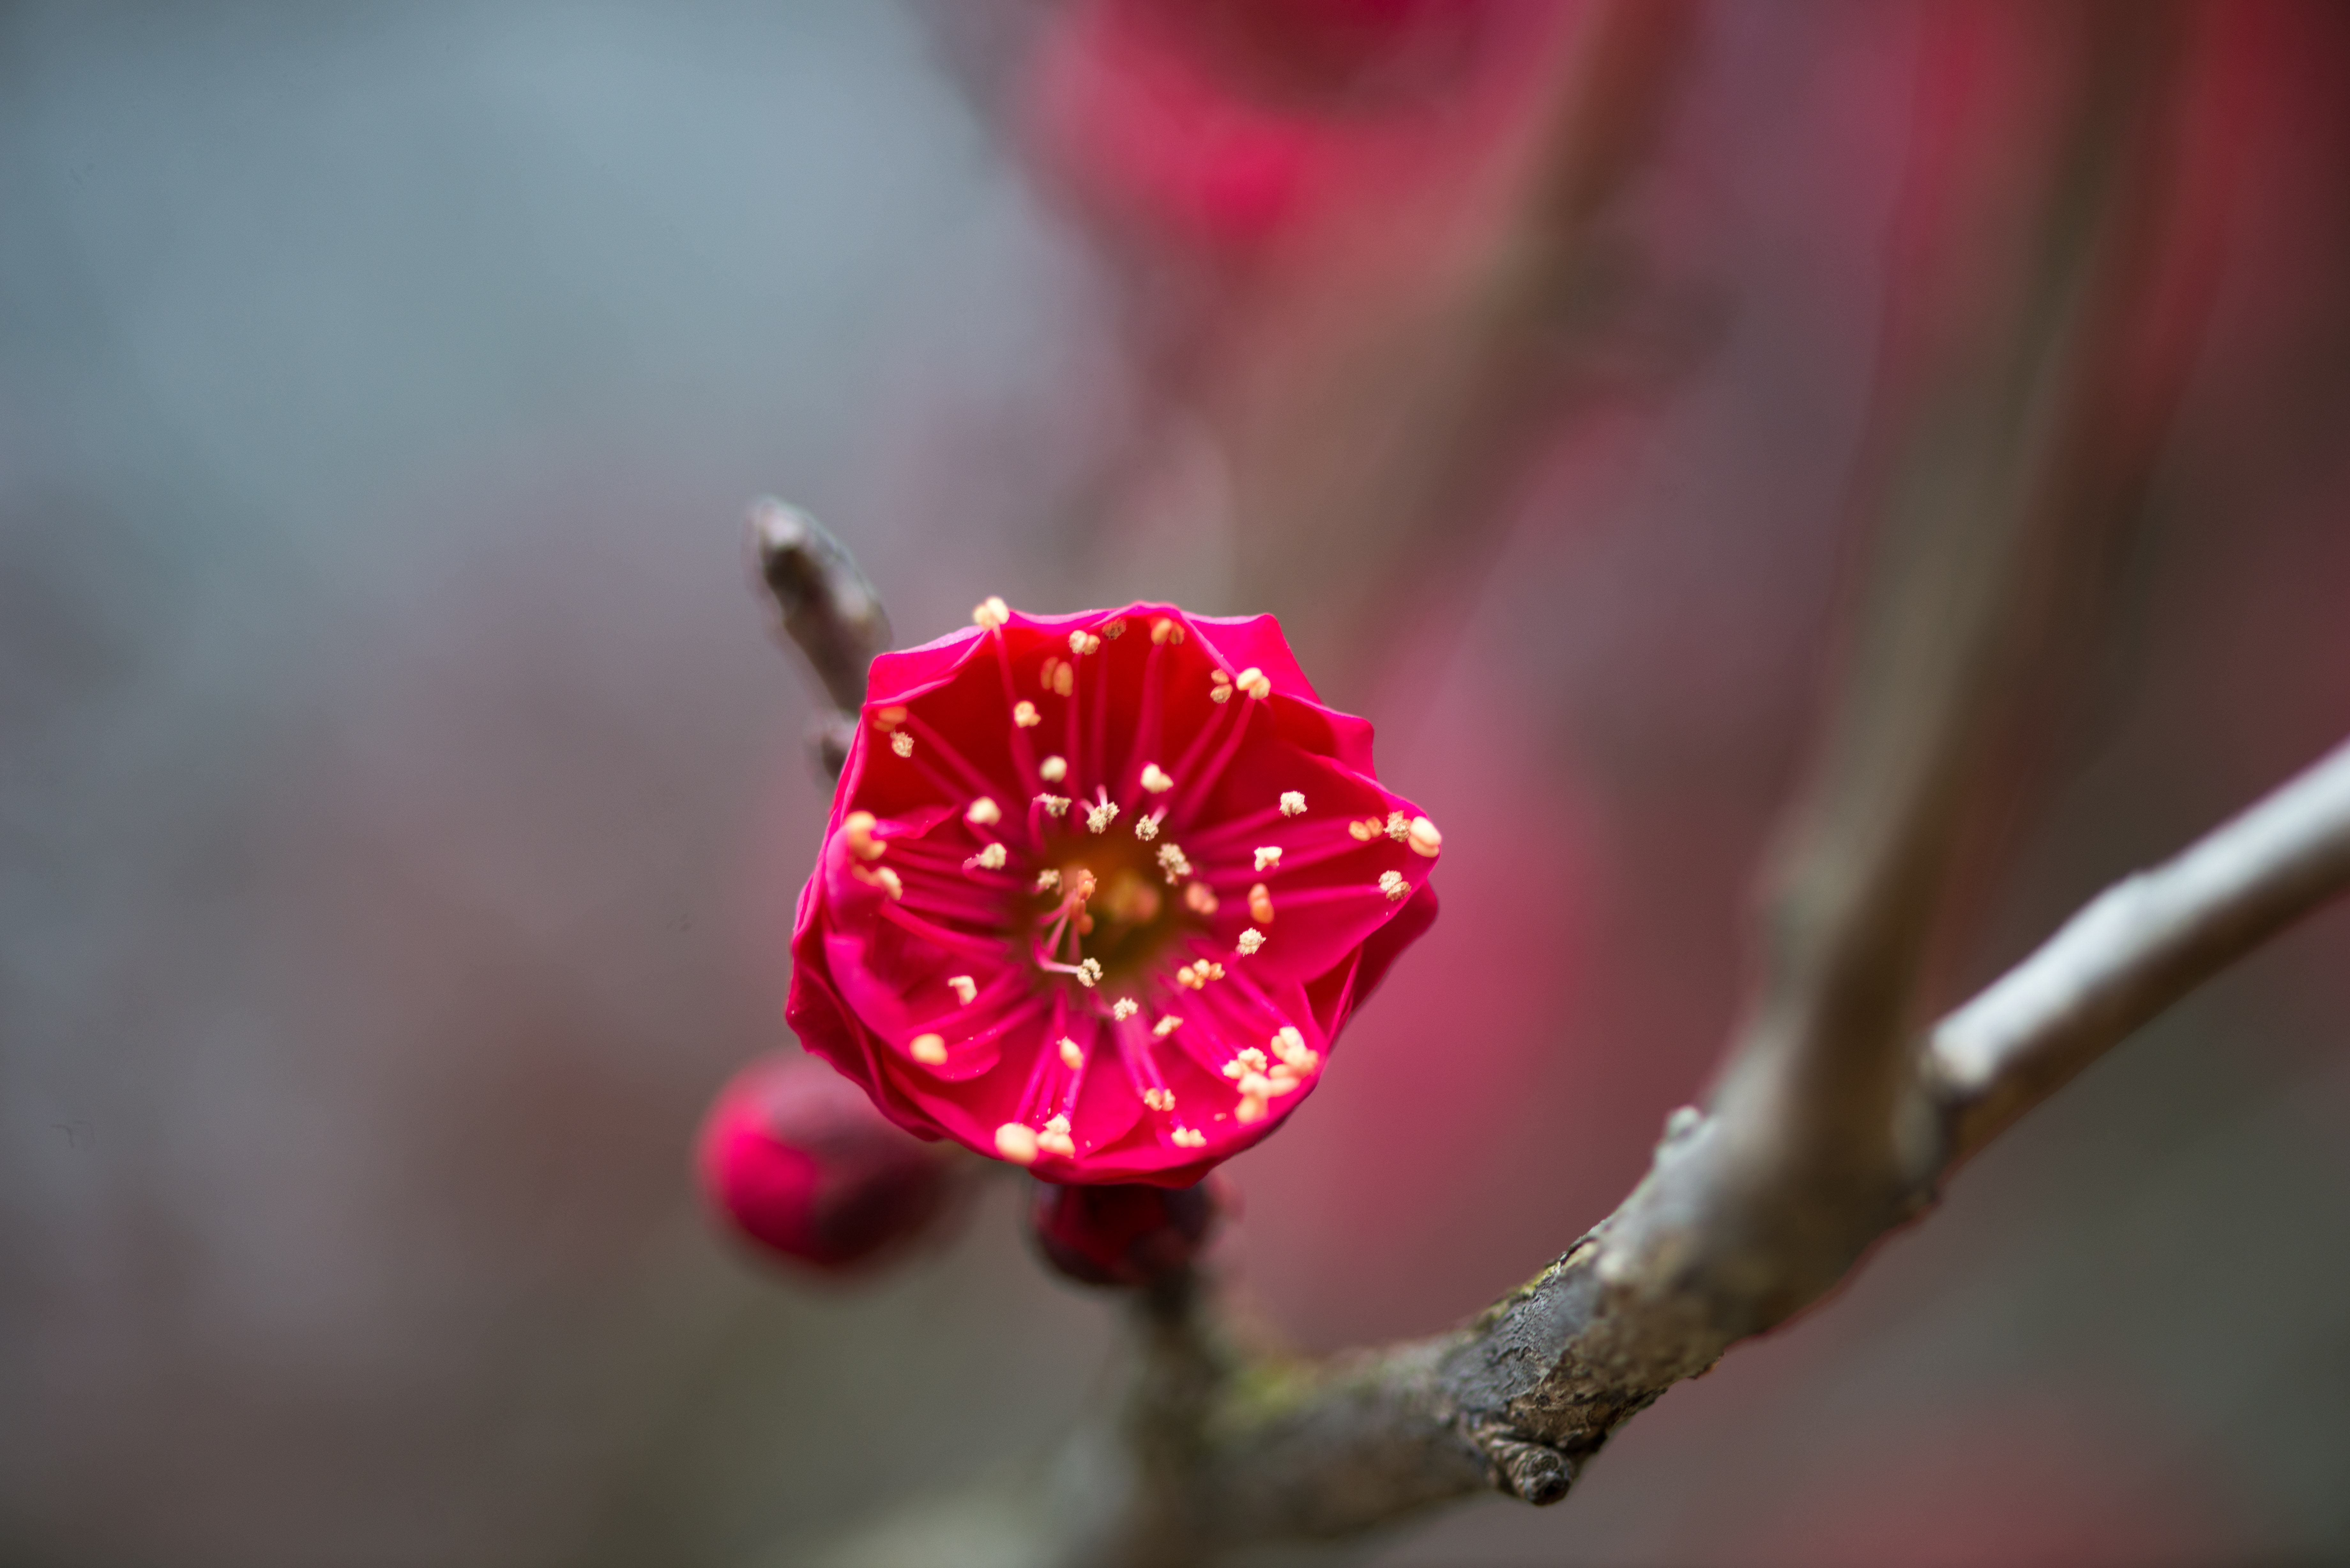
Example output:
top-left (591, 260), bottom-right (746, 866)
top-left (1929, 735), bottom-right (2350, 1165)
top-left (748, 498), bottom-right (891, 776)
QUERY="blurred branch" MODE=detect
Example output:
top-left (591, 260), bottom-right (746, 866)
top-left (1222, 0), bottom-right (1702, 681)
top-left (1929, 736), bottom-right (2350, 1165)
top-left (748, 498), bottom-right (891, 777)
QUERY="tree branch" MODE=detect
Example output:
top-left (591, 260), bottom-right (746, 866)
top-left (748, 497), bottom-right (891, 777)
top-left (1929, 736), bottom-right (2350, 1166)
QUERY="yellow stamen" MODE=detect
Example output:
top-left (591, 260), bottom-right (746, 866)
top-left (1236, 928), bottom-right (1265, 956)
top-left (973, 597), bottom-right (1010, 630)
top-left (890, 731), bottom-right (914, 758)
top-left (1248, 883), bottom-right (1274, 924)
top-left (1407, 815), bottom-right (1444, 857)
top-left (949, 976), bottom-right (978, 1005)
top-left (995, 1123), bottom-right (1039, 1164)
top-left (1140, 763), bottom-right (1174, 794)
top-left (1013, 700), bottom-right (1041, 728)
top-left (842, 810), bottom-right (886, 861)
top-left (966, 796), bottom-right (1002, 827)
top-left (1279, 791), bottom-right (1306, 816)
top-left (911, 1033), bottom-right (947, 1066)
top-left (1039, 755), bottom-right (1067, 783)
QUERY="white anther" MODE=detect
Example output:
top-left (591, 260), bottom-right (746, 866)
top-left (995, 1123), bottom-right (1039, 1164)
top-left (1140, 763), bottom-right (1174, 794)
top-left (1013, 700), bottom-right (1041, 728)
top-left (911, 1033), bottom-right (947, 1066)
top-left (842, 810), bottom-right (886, 862)
top-left (948, 976), bottom-right (978, 1006)
top-left (1279, 791), bottom-right (1306, 816)
top-left (1086, 797), bottom-right (1119, 834)
top-left (1038, 756), bottom-right (1067, 784)
top-left (1150, 617), bottom-right (1185, 645)
top-left (1238, 1047), bottom-right (1268, 1073)
top-left (1038, 1114), bottom-right (1076, 1158)
top-left (1209, 671), bottom-right (1232, 704)
top-left (1051, 662), bottom-right (1073, 697)
top-left (1408, 815), bottom-right (1444, 857)
top-left (1235, 667), bottom-right (1271, 700)
top-left (1236, 928), bottom-right (1265, 956)
top-left (1248, 883), bottom-right (1274, 924)
top-left (968, 843), bottom-right (1007, 871)
top-left (1035, 868), bottom-right (1062, 893)
top-left (1036, 794), bottom-right (1070, 817)
top-left (1153, 1016), bottom-right (1183, 1038)
top-left (890, 731), bottom-right (914, 758)
top-left (1253, 846), bottom-right (1283, 872)
top-left (974, 597), bottom-right (1011, 630)
top-left (1238, 1071), bottom-right (1272, 1099)
top-left (854, 864), bottom-right (904, 901)
top-left (1172, 1127), bottom-right (1205, 1148)
top-left (1068, 629), bottom-right (1102, 657)
top-left (1269, 1066), bottom-right (1302, 1095)
top-left (1058, 1036), bottom-right (1084, 1069)
top-left (966, 796), bottom-right (1002, 827)
top-left (1103, 618), bottom-right (1127, 640)
top-left (1184, 882), bottom-right (1218, 915)
top-left (1134, 813), bottom-right (1161, 842)
top-left (1157, 843), bottom-right (1192, 883)
top-left (872, 705), bottom-right (908, 730)
top-left (1379, 869), bottom-right (1407, 900)
top-left (1112, 998), bottom-right (1139, 1021)
top-left (1143, 1086), bottom-right (1174, 1112)
top-left (1234, 1095), bottom-right (1268, 1124)
top-left (1349, 817), bottom-right (1380, 842)
top-left (1076, 958), bottom-right (1103, 987)
top-left (1385, 811), bottom-right (1409, 841)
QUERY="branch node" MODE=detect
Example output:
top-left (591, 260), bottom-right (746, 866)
top-left (1466, 1419), bottom-right (1575, 1506)
top-left (748, 496), bottom-right (891, 717)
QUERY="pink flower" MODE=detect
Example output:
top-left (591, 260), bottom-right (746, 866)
top-left (697, 1054), bottom-right (963, 1271)
top-left (786, 601), bottom-right (1439, 1186)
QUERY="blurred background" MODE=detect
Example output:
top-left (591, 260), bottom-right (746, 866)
top-left (5, 2), bottom-right (2349, 1564)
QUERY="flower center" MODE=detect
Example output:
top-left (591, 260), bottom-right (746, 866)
top-left (1030, 828), bottom-right (1196, 988)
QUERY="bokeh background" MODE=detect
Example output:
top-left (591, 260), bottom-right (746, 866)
top-left (6, 3), bottom-right (2350, 1564)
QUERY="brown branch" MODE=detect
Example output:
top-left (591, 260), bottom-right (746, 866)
top-left (747, 498), bottom-right (891, 777)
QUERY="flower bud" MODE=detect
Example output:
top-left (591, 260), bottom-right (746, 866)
top-left (1029, 1179), bottom-right (1219, 1289)
top-left (697, 1054), bottom-right (959, 1271)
